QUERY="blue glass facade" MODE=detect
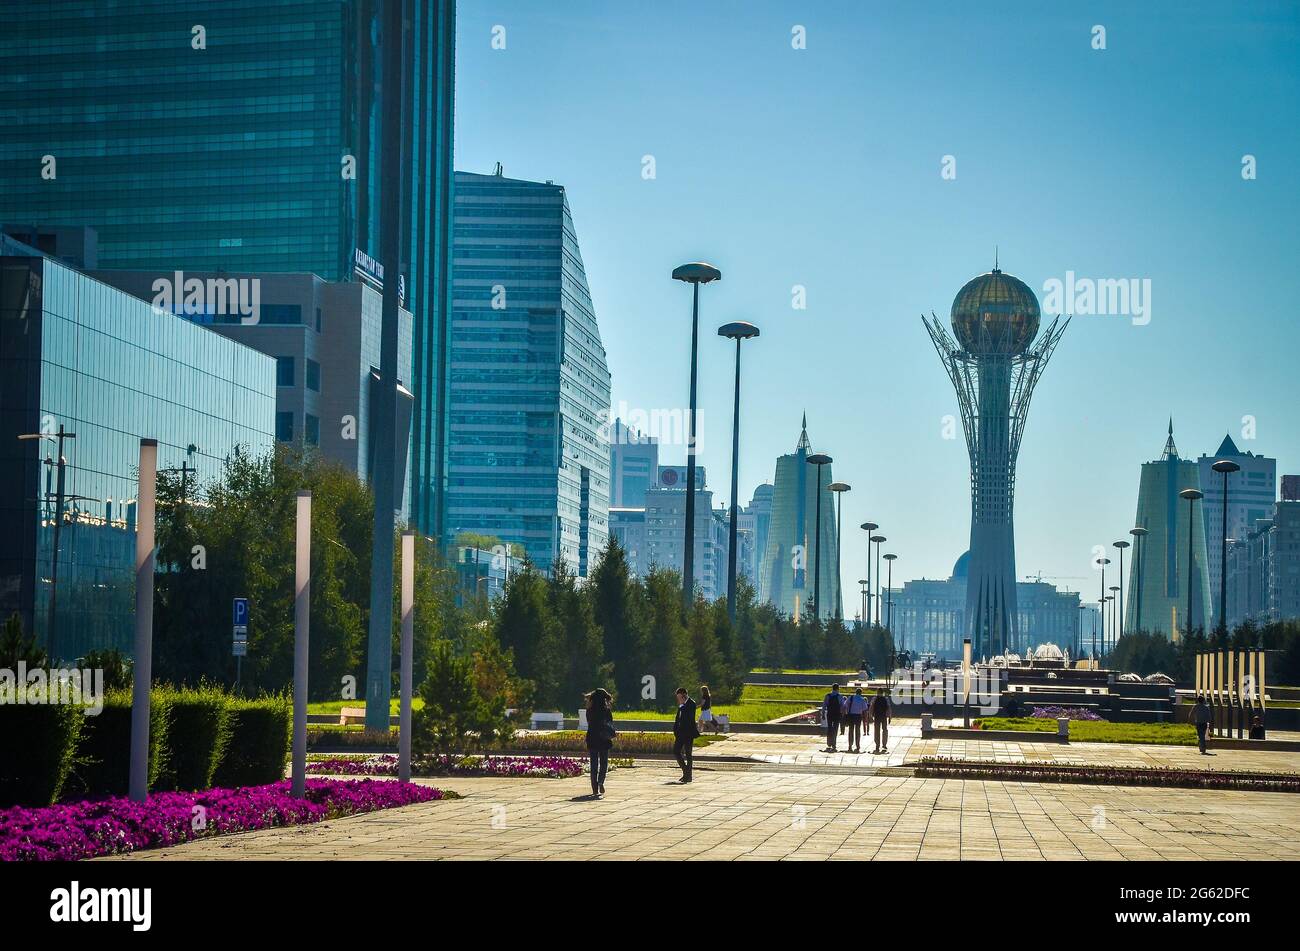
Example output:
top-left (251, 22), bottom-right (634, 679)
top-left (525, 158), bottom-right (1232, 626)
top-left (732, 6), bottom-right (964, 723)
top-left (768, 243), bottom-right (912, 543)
top-left (0, 0), bottom-right (454, 537)
top-left (0, 248), bottom-right (275, 660)
top-left (449, 171), bottom-right (611, 576)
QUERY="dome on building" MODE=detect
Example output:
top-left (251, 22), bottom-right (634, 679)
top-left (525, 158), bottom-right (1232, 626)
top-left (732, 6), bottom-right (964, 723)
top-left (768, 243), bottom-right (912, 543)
top-left (950, 268), bottom-right (1041, 355)
top-left (952, 550), bottom-right (970, 579)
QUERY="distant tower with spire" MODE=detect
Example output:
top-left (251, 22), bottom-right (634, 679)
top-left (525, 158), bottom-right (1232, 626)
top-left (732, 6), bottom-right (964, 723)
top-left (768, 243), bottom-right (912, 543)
top-left (1127, 419), bottom-right (1212, 638)
top-left (756, 415), bottom-right (839, 620)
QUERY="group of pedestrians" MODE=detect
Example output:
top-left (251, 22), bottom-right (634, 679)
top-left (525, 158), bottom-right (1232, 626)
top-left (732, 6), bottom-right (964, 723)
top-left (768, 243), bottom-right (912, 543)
top-left (583, 685), bottom-right (705, 798)
top-left (822, 683), bottom-right (892, 754)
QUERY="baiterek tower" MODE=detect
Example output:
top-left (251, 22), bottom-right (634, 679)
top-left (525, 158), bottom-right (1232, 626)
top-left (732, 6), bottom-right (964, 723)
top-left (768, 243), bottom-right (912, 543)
top-left (923, 265), bottom-right (1068, 656)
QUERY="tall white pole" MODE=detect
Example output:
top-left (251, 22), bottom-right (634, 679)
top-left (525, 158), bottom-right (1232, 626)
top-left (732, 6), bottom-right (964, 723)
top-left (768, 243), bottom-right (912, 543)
top-left (399, 531), bottom-right (415, 782)
top-left (129, 438), bottom-right (158, 803)
top-left (292, 490), bottom-right (311, 797)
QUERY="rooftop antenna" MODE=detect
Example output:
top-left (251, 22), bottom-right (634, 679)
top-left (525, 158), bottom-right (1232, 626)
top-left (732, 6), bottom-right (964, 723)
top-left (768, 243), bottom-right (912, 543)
top-left (493, 161), bottom-right (503, 177)
top-left (993, 245), bottom-right (1000, 273)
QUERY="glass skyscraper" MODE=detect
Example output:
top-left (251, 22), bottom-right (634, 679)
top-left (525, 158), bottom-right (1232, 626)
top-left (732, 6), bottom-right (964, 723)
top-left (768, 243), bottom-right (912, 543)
top-left (448, 169), bottom-right (611, 577)
top-left (0, 0), bottom-right (455, 536)
top-left (1, 241), bottom-right (276, 660)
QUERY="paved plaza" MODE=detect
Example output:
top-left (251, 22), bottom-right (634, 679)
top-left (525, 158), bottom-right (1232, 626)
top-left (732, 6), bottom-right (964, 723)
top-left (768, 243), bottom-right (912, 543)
top-left (106, 725), bottom-right (1300, 862)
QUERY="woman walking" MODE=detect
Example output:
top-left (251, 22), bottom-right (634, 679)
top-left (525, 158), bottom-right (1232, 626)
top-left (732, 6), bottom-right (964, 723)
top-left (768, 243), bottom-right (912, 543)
top-left (698, 685), bottom-right (715, 734)
top-left (584, 687), bottom-right (615, 798)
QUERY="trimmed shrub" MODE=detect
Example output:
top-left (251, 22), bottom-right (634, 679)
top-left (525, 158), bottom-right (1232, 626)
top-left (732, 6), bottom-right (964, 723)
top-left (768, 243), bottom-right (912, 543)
top-left (156, 685), bottom-right (232, 791)
top-left (68, 690), bottom-right (170, 799)
top-left (0, 703), bottom-right (85, 807)
top-left (212, 694), bottom-right (291, 787)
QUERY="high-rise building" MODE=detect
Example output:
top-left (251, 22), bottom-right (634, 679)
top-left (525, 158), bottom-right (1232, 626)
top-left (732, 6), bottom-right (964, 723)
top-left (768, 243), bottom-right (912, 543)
top-left (609, 419), bottom-right (658, 507)
top-left (0, 239), bottom-right (276, 660)
top-left (756, 417), bottom-right (839, 619)
top-left (1125, 422), bottom-right (1212, 637)
top-left (0, 0), bottom-right (456, 537)
top-left (1225, 492), bottom-right (1300, 627)
top-left (1197, 434), bottom-right (1276, 628)
top-left (637, 483), bottom-right (728, 601)
top-left (88, 269), bottom-right (416, 521)
top-left (743, 483), bottom-right (774, 585)
top-left (924, 267), bottom-right (1068, 656)
top-left (447, 169), bottom-right (611, 577)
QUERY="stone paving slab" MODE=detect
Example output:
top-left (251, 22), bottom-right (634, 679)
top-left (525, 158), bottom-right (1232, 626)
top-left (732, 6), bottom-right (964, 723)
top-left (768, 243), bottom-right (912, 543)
top-left (102, 758), bottom-right (1300, 862)
top-left (693, 722), bottom-right (1300, 774)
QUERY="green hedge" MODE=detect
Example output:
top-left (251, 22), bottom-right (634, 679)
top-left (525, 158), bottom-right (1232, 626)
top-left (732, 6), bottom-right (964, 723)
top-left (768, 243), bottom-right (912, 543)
top-left (212, 694), bottom-right (291, 788)
top-left (68, 690), bottom-right (170, 799)
top-left (0, 703), bottom-right (85, 807)
top-left (156, 686), bottom-right (232, 791)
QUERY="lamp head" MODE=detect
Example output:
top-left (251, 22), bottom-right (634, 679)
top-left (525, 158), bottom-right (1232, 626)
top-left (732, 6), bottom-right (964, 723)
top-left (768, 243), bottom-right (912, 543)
top-left (828, 481), bottom-right (851, 493)
top-left (806, 452), bottom-right (832, 466)
top-left (717, 320), bottom-right (759, 340)
top-left (1179, 488), bottom-right (1204, 501)
top-left (861, 521), bottom-right (878, 532)
top-left (1212, 459), bottom-right (1241, 475)
top-left (672, 262), bottom-right (722, 284)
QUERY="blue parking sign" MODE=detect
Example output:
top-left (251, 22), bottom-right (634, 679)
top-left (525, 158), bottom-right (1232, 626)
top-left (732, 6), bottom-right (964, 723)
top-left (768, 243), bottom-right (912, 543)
top-left (233, 597), bottom-right (249, 629)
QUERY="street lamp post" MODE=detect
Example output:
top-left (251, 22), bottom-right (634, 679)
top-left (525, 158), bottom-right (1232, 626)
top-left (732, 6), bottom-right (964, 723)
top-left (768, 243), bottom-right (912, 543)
top-left (1108, 586), bottom-right (1120, 651)
top-left (858, 579), bottom-right (869, 628)
top-left (871, 535), bottom-right (886, 625)
top-left (718, 320), bottom-right (759, 623)
top-left (128, 438), bottom-right (158, 803)
top-left (672, 262), bottom-right (722, 611)
top-left (1211, 460), bottom-right (1241, 634)
top-left (1130, 526), bottom-right (1148, 634)
top-left (1077, 603), bottom-right (1086, 659)
top-left (861, 522), bottom-right (878, 626)
top-left (1180, 488), bottom-right (1204, 637)
top-left (883, 553), bottom-right (898, 645)
top-left (17, 424), bottom-right (81, 664)
top-left (1097, 556), bottom-right (1110, 658)
top-left (806, 453), bottom-right (833, 620)
top-left (1113, 540), bottom-right (1130, 644)
top-left (828, 482), bottom-right (851, 619)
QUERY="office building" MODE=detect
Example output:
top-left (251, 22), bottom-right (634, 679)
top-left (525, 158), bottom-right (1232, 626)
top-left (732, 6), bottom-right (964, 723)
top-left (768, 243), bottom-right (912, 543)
top-left (1125, 422), bottom-right (1212, 637)
top-left (89, 269), bottom-right (415, 521)
top-left (609, 419), bottom-right (658, 507)
top-left (1197, 434), bottom-right (1276, 627)
top-left (742, 483), bottom-right (774, 585)
top-left (1225, 487), bottom-right (1300, 627)
top-left (0, 0), bottom-right (456, 537)
top-left (0, 238), bottom-right (276, 660)
top-left (756, 417), bottom-right (840, 619)
top-left (447, 169), bottom-right (611, 577)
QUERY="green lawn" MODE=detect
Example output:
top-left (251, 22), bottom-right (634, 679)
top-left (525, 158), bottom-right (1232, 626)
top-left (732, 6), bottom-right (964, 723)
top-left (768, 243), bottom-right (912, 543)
top-left (740, 684), bottom-right (830, 703)
top-left (751, 668), bottom-right (856, 676)
top-left (975, 717), bottom-right (1197, 746)
top-left (307, 698), bottom-right (425, 717)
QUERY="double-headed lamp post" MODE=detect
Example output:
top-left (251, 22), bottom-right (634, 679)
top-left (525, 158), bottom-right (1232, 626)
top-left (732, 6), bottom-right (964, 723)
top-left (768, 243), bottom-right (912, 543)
top-left (1097, 556), bottom-right (1111, 658)
top-left (871, 535), bottom-right (886, 625)
top-left (1179, 487), bottom-right (1204, 636)
top-left (861, 522), bottom-right (878, 626)
top-left (1211, 459), bottom-right (1241, 634)
top-left (718, 320), bottom-right (759, 623)
top-left (672, 261), bottom-right (722, 611)
top-left (1129, 526), bottom-right (1148, 634)
top-left (828, 482), bottom-right (851, 619)
top-left (806, 453), bottom-right (833, 620)
top-left (883, 552), bottom-right (898, 645)
top-left (1113, 539), bottom-right (1130, 643)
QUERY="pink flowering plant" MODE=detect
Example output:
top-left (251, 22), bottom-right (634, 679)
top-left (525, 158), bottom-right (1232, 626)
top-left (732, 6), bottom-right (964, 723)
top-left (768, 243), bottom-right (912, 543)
top-left (0, 778), bottom-right (447, 862)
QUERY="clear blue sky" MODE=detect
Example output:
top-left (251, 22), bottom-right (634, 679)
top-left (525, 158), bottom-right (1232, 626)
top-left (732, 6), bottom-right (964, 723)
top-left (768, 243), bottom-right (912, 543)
top-left (454, 1), bottom-right (1299, 603)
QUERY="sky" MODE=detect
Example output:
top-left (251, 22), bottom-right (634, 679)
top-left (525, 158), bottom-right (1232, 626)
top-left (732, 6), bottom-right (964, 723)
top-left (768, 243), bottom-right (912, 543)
top-left (453, 1), bottom-right (1300, 606)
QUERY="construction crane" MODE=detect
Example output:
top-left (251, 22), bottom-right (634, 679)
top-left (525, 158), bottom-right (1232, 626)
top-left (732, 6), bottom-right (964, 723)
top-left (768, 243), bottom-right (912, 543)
top-left (1024, 572), bottom-right (1087, 585)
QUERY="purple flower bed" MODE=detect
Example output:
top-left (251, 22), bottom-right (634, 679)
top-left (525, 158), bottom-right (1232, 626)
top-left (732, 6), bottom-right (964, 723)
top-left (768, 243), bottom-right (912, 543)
top-left (308, 753), bottom-right (586, 779)
top-left (1030, 705), bottom-right (1104, 721)
top-left (0, 779), bottom-right (445, 862)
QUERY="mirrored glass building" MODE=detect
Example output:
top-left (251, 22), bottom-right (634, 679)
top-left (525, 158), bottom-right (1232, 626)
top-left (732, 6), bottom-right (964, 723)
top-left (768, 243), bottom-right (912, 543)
top-left (447, 169), bottom-right (611, 577)
top-left (0, 242), bottom-right (275, 661)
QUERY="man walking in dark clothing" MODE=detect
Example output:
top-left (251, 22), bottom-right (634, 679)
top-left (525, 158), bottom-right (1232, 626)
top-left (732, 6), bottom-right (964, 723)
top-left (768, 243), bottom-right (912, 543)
top-left (822, 683), bottom-right (843, 752)
top-left (870, 687), bottom-right (892, 754)
top-left (1192, 696), bottom-right (1212, 754)
top-left (673, 687), bottom-right (699, 783)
